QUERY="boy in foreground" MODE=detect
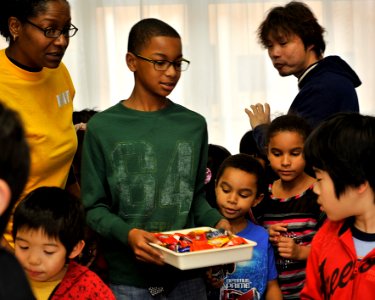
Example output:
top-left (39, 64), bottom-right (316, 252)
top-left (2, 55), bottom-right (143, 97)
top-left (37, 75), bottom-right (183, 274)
top-left (300, 113), bottom-right (375, 299)
top-left (13, 187), bottom-right (115, 300)
top-left (81, 18), bottom-right (229, 299)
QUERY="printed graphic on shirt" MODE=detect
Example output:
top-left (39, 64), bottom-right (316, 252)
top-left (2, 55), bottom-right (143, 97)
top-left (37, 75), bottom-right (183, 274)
top-left (56, 90), bottom-right (70, 107)
top-left (220, 244), bottom-right (268, 299)
top-left (112, 140), bottom-right (193, 227)
top-left (319, 256), bottom-right (375, 298)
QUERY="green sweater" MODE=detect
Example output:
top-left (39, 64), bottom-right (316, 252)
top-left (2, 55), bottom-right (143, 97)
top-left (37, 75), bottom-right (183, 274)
top-left (81, 101), bottom-right (222, 288)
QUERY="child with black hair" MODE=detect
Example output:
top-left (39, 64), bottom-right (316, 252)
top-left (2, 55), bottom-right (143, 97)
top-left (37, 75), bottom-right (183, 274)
top-left (205, 144), bottom-right (231, 209)
top-left (0, 102), bottom-right (34, 299)
top-left (71, 108), bottom-right (99, 185)
top-left (206, 154), bottom-right (282, 299)
top-left (239, 130), bottom-right (277, 184)
top-left (252, 115), bottom-right (324, 299)
top-left (13, 187), bottom-right (115, 300)
top-left (300, 113), bottom-right (375, 300)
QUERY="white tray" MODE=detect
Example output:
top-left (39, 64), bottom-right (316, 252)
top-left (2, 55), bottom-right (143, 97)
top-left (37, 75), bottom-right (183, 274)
top-left (150, 227), bottom-right (257, 270)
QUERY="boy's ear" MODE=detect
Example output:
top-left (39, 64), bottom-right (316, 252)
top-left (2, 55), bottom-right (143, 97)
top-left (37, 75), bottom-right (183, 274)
top-left (252, 193), bottom-right (264, 207)
top-left (68, 240), bottom-right (85, 259)
top-left (0, 179), bottom-right (11, 215)
top-left (126, 52), bottom-right (137, 72)
top-left (357, 181), bottom-right (370, 195)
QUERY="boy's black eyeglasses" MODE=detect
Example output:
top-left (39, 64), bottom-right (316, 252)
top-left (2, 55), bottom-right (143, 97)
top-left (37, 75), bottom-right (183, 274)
top-left (25, 19), bottom-right (78, 38)
top-left (133, 53), bottom-right (190, 71)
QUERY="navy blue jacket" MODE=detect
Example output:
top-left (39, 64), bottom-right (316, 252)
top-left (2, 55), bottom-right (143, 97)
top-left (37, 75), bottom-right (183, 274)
top-left (254, 56), bottom-right (361, 152)
top-left (289, 55), bottom-right (361, 128)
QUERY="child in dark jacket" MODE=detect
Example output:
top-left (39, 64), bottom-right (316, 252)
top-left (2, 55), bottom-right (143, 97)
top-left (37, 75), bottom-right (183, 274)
top-left (13, 187), bottom-right (115, 300)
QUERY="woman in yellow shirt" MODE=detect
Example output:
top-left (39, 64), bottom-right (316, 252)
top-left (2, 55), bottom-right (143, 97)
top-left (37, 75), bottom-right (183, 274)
top-left (0, 0), bottom-right (79, 247)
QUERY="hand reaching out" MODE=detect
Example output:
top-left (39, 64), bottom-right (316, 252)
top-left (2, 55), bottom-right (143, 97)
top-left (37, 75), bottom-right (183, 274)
top-left (245, 103), bottom-right (271, 129)
top-left (74, 122), bottom-right (87, 131)
top-left (215, 218), bottom-right (232, 234)
top-left (128, 228), bottom-right (165, 265)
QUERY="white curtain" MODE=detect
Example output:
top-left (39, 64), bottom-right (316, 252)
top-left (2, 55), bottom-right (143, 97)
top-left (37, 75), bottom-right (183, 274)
top-left (3, 0), bottom-right (374, 153)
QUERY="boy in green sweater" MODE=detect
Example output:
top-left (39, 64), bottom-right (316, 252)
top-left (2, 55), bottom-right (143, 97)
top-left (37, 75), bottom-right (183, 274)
top-left (81, 18), bottom-right (230, 299)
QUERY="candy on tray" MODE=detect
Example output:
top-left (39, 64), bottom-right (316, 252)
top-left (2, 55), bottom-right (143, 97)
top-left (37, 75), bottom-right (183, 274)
top-left (153, 228), bottom-right (247, 253)
top-left (149, 227), bottom-right (257, 270)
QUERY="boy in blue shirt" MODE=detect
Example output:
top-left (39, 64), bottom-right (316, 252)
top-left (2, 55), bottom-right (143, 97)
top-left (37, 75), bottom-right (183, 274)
top-left (207, 154), bottom-right (282, 300)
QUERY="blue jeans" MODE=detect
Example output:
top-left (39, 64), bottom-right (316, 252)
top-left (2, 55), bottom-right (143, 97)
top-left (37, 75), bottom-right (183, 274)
top-left (110, 277), bottom-right (207, 300)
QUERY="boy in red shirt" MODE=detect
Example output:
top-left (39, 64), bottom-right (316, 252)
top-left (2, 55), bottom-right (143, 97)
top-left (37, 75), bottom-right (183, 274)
top-left (13, 187), bottom-right (115, 300)
top-left (301, 113), bottom-right (375, 299)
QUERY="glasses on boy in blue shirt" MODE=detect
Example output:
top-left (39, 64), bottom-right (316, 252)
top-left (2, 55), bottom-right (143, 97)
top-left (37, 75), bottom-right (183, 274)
top-left (25, 19), bottom-right (78, 38)
top-left (133, 53), bottom-right (190, 71)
